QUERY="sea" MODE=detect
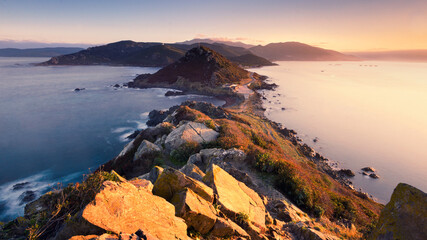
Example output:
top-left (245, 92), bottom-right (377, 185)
top-left (0, 57), bottom-right (224, 221)
top-left (250, 61), bottom-right (427, 203)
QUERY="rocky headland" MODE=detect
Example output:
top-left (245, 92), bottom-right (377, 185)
top-left (1, 47), bottom-right (425, 240)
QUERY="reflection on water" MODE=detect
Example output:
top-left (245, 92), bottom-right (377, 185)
top-left (252, 61), bottom-right (427, 203)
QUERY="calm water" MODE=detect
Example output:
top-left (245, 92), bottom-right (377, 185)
top-left (251, 61), bottom-right (427, 203)
top-left (0, 57), bottom-right (224, 221)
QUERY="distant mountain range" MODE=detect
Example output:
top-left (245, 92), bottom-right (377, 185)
top-left (0, 47), bottom-right (83, 57)
top-left (0, 39), bottom-right (360, 67)
top-left (38, 40), bottom-right (276, 67)
top-left (176, 38), bottom-right (255, 49)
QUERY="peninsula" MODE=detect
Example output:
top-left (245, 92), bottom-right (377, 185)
top-left (1, 47), bottom-right (425, 240)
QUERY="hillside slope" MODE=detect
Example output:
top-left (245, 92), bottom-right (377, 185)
top-left (250, 42), bottom-right (359, 61)
top-left (0, 47), bottom-right (83, 57)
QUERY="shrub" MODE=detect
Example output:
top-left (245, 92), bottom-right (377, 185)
top-left (170, 141), bottom-right (201, 166)
top-left (330, 194), bottom-right (356, 222)
top-left (236, 212), bottom-right (249, 224)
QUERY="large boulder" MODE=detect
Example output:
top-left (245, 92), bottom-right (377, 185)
top-left (171, 188), bottom-right (217, 234)
top-left (188, 148), bottom-right (246, 172)
top-left (139, 166), bottom-right (164, 184)
top-left (82, 181), bottom-right (188, 240)
top-left (203, 164), bottom-right (266, 231)
top-left (164, 121), bottom-right (219, 151)
top-left (210, 217), bottom-right (250, 239)
top-left (179, 163), bottom-right (205, 182)
top-left (133, 140), bottom-right (161, 161)
top-left (152, 167), bottom-right (214, 203)
top-left (369, 183), bottom-right (427, 240)
top-left (289, 222), bottom-right (340, 240)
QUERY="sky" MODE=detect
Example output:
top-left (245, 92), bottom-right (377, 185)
top-left (1, 0), bottom-right (426, 51)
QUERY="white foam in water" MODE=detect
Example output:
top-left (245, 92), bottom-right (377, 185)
top-left (139, 111), bottom-right (150, 118)
top-left (119, 131), bottom-right (134, 142)
top-left (111, 127), bottom-right (134, 133)
top-left (0, 170), bottom-right (85, 221)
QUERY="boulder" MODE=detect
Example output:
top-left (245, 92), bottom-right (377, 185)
top-left (289, 222), bottom-right (340, 240)
top-left (188, 148), bottom-right (246, 172)
top-left (369, 183), bottom-right (427, 240)
top-left (210, 217), bottom-right (250, 239)
top-left (361, 167), bottom-right (376, 172)
top-left (369, 173), bottom-right (380, 179)
top-left (152, 167), bottom-right (214, 203)
top-left (203, 164), bottom-right (266, 230)
top-left (129, 179), bottom-right (153, 192)
top-left (19, 190), bottom-right (36, 205)
top-left (139, 166), bottom-right (164, 184)
top-left (266, 199), bottom-right (310, 223)
top-left (133, 140), bottom-right (161, 161)
top-left (164, 121), bottom-right (219, 151)
top-left (171, 188), bottom-right (217, 234)
top-left (338, 169), bottom-right (355, 177)
top-left (82, 181), bottom-right (188, 240)
top-left (179, 163), bottom-right (205, 182)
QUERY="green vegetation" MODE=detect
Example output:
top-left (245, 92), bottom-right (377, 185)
top-left (170, 142), bottom-right (201, 166)
top-left (236, 212), bottom-right (249, 224)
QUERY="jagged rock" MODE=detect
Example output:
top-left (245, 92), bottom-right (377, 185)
top-left (82, 181), bottom-right (188, 240)
top-left (152, 167), bottom-right (214, 203)
top-left (153, 134), bottom-right (167, 149)
top-left (289, 222), bottom-right (340, 240)
top-left (126, 130), bottom-right (140, 140)
top-left (361, 167), bottom-right (376, 172)
top-left (369, 183), bottom-right (427, 240)
top-left (203, 164), bottom-right (266, 231)
top-left (69, 234), bottom-right (117, 240)
top-left (129, 178), bottom-right (153, 192)
top-left (181, 101), bottom-right (231, 119)
top-left (369, 173), bottom-right (380, 179)
top-left (164, 121), bottom-right (219, 151)
top-left (267, 199), bottom-right (309, 223)
top-left (210, 217), bottom-right (250, 239)
top-left (171, 188), bottom-right (217, 234)
top-left (179, 163), bottom-right (205, 182)
top-left (338, 169), bottom-right (355, 177)
top-left (139, 166), bottom-right (164, 184)
top-left (19, 190), bottom-right (36, 205)
top-left (133, 140), bottom-right (161, 161)
top-left (299, 143), bottom-right (316, 158)
top-left (188, 148), bottom-right (246, 172)
top-left (12, 182), bottom-right (30, 191)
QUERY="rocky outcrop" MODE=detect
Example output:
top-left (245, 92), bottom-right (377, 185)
top-left (171, 188), bottom-right (217, 234)
top-left (152, 167), bottom-right (214, 203)
top-left (210, 218), bottom-right (250, 239)
top-left (133, 140), bottom-right (161, 161)
top-left (369, 183), bottom-right (427, 240)
top-left (82, 181), bottom-right (189, 240)
top-left (164, 121), bottom-right (219, 151)
top-left (203, 164), bottom-right (266, 232)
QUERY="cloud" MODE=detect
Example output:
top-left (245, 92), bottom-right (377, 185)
top-left (193, 34), bottom-right (265, 44)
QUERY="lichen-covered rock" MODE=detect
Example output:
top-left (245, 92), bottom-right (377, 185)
top-left (129, 178), bottom-right (153, 192)
top-left (289, 222), bottom-right (340, 240)
top-left (171, 188), bottom-right (217, 234)
top-left (82, 181), bottom-right (188, 240)
top-left (139, 166), bottom-right (164, 184)
top-left (179, 163), bottom-right (205, 181)
top-left (133, 140), bottom-right (161, 161)
top-left (164, 121), bottom-right (219, 151)
top-left (210, 217), bottom-right (250, 239)
top-left (188, 148), bottom-right (246, 172)
top-left (369, 183), bottom-right (427, 240)
top-left (152, 167), bottom-right (214, 203)
top-left (203, 164), bottom-right (266, 230)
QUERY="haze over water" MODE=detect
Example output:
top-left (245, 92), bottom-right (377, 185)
top-left (253, 61), bottom-right (427, 203)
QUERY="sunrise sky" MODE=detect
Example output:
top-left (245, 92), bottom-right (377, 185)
top-left (1, 0), bottom-right (426, 51)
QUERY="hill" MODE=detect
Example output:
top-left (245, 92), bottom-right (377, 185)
top-left (250, 42), bottom-right (360, 61)
top-left (0, 47), bottom-right (83, 57)
top-left (39, 40), bottom-right (274, 67)
top-left (177, 38), bottom-right (255, 49)
top-left (129, 46), bottom-right (249, 91)
top-left (229, 53), bottom-right (277, 67)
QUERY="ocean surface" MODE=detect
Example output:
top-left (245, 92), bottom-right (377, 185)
top-left (251, 61), bottom-right (427, 203)
top-left (0, 57), bottom-right (224, 221)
